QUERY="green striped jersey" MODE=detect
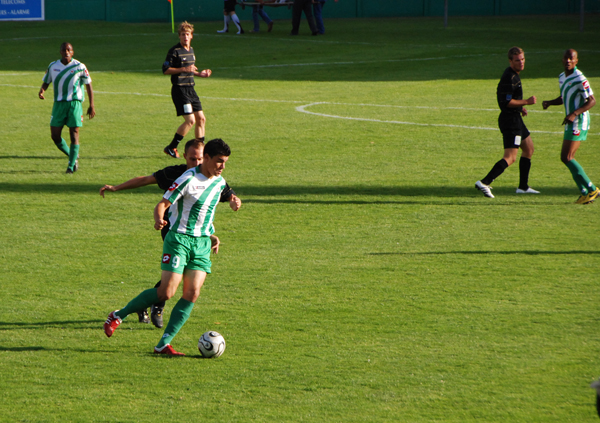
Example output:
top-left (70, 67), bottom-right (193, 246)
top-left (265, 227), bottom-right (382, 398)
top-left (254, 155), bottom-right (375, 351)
top-left (163, 166), bottom-right (227, 237)
top-left (559, 67), bottom-right (594, 130)
top-left (42, 59), bottom-right (91, 102)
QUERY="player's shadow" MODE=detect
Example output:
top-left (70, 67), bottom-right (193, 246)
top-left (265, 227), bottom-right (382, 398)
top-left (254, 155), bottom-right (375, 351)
top-left (0, 182), bottom-right (580, 202)
top-left (369, 250), bottom-right (600, 256)
top-left (0, 319), bottom-right (109, 331)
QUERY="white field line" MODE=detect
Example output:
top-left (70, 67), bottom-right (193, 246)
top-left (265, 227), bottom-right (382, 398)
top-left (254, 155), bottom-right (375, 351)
top-left (2, 83), bottom-right (598, 134)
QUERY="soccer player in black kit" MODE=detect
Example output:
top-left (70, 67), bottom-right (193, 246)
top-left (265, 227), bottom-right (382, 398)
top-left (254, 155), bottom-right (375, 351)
top-left (475, 46), bottom-right (539, 198)
top-left (163, 21), bottom-right (212, 159)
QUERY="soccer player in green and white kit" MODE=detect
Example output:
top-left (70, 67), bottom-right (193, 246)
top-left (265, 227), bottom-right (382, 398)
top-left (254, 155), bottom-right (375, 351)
top-left (543, 49), bottom-right (598, 204)
top-left (39, 42), bottom-right (95, 174)
top-left (104, 139), bottom-right (234, 356)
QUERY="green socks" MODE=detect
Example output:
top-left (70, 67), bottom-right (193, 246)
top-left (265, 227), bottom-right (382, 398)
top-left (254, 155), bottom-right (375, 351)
top-left (156, 298), bottom-right (195, 349)
top-left (566, 160), bottom-right (596, 195)
top-left (55, 138), bottom-right (70, 156)
top-left (68, 144), bottom-right (80, 171)
top-left (115, 288), bottom-right (160, 320)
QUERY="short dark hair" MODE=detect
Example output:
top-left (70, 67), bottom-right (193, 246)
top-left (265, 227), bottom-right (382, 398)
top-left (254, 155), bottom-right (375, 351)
top-left (508, 46), bottom-right (524, 60)
top-left (204, 138), bottom-right (231, 158)
top-left (184, 138), bottom-right (204, 153)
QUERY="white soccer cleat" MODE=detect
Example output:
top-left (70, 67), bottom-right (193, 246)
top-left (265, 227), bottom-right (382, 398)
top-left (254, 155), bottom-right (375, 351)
top-left (516, 187), bottom-right (540, 194)
top-left (475, 181), bottom-right (494, 198)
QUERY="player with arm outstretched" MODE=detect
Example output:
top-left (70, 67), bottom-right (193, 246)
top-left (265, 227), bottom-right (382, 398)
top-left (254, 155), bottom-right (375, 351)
top-left (100, 139), bottom-right (241, 327)
top-left (104, 139), bottom-right (237, 356)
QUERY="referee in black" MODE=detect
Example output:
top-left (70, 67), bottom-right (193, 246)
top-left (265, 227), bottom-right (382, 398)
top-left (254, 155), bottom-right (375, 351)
top-left (163, 21), bottom-right (212, 159)
top-left (476, 46), bottom-right (539, 198)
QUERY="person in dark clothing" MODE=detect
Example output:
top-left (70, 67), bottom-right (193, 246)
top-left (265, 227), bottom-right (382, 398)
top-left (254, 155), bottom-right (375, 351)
top-left (291, 0), bottom-right (318, 36)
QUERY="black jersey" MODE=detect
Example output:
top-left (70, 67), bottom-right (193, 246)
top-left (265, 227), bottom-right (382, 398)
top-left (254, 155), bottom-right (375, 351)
top-left (162, 43), bottom-right (196, 87)
top-left (497, 66), bottom-right (523, 116)
top-left (153, 164), bottom-right (236, 202)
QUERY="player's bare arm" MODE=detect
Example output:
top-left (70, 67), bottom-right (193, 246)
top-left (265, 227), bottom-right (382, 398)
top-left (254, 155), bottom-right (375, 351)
top-left (562, 95), bottom-right (596, 125)
top-left (154, 198), bottom-right (172, 230)
top-left (210, 235), bottom-right (220, 254)
top-left (99, 175), bottom-right (157, 197)
top-left (38, 83), bottom-right (50, 100)
top-left (542, 96), bottom-right (563, 110)
top-left (229, 194), bottom-right (242, 211)
top-left (85, 83), bottom-right (96, 119)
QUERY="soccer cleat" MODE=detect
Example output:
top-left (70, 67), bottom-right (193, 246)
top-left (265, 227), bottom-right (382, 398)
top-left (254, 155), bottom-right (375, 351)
top-left (104, 311), bottom-right (122, 337)
top-left (151, 305), bottom-right (164, 328)
top-left (475, 181), bottom-right (494, 198)
top-left (237, 26), bottom-right (244, 35)
top-left (575, 195), bottom-right (588, 204)
top-left (154, 344), bottom-right (185, 356)
top-left (137, 309), bottom-right (150, 324)
top-left (163, 146), bottom-right (180, 158)
top-left (66, 168), bottom-right (74, 174)
top-left (267, 22), bottom-right (273, 32)
top-left (73, 159), bottom-right (79, 172)
top-left (582, 188), bottom-right (600, 204)
top-left (217, 28), bottom-right (228, 33)
top-left (516, 187), bottom-right (540, 194)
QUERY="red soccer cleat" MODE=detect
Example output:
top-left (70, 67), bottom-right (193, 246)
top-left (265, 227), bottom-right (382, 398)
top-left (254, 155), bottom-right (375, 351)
top-left (154, 344), bottom-right (185, 356)
top-left (163, 146), bottom-right (180, 158)
top-left (104, 311), bottom-right (122, 337)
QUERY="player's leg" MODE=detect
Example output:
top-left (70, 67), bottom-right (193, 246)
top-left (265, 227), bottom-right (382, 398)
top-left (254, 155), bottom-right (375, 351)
top-left (218, 11), bottom-right (230, 33)
top-left (516, 136), bottom-right (539, 193)
top-left (476, 132), bottom-right (519, 197)
top-left (154, 269), bottom-right (207, 353)
top-left (50, 126), bottom-right (70, 156)
top-left (194, 111), bottom-right (206, 140)
top-left (50, 102), bottom-right (71, 157)
top-left (64, 101), bottom-right (83, 173)
top-left (229, 11), bottom-right (244, 34)
top-left (155, 235), bottom-right (211, 354)
top-left (562, 138), bottom-right (598, 203)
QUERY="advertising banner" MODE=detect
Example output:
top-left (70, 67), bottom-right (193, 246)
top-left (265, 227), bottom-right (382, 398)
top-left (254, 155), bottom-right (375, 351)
top-left (0, 0), bottom-right (44, 21)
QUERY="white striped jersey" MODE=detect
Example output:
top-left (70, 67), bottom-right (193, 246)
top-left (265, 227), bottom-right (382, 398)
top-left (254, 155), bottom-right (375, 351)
top-left (559, 67), bottom-right (594, 130)
top-left (42, 59), bottom-right (92, 102)
top-left (163, 166), bottom-right (227, 237)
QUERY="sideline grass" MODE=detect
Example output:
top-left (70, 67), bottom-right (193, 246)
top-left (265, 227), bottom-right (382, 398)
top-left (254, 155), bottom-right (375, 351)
top-left (1, 15), bottom-right (600, 422)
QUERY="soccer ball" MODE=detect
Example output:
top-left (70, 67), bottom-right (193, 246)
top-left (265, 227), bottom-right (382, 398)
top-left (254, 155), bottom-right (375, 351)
top-left (198, 331), bottom-right (226, 358)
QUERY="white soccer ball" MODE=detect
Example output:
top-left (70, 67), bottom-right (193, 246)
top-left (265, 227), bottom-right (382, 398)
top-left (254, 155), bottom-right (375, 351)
top-left (198, 331), bottom-right (226, 358)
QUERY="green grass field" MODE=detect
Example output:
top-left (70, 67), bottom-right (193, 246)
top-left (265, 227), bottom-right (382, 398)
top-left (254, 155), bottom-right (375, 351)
top-left (1, 14), bottom-right (600, 422)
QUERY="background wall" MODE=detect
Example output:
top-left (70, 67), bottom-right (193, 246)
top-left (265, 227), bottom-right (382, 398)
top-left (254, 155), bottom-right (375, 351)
top-left (44, 0), bottom-right (600, 22)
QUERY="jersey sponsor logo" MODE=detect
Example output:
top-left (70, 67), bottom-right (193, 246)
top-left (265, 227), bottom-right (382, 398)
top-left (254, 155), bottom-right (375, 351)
top-left (573, 129), bottom-right (581, 136)
top-left (84, 69), bottom-right (89, 77)
top-left (583, 80), bottom-right (590, 90)
top-left (168, 182), bottom-right (179, 191)
top-left (193, 185), bottom-right (206, 190)
top-left (162, 254), bottom-right (171, 263)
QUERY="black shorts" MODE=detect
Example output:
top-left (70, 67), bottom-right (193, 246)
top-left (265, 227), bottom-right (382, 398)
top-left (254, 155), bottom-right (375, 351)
top-left (171, 86), bottom-right (202, 116)
top-left (224, 0), bottom-right (236, 13)
top-left (499, 114), bottom-right (530, 149)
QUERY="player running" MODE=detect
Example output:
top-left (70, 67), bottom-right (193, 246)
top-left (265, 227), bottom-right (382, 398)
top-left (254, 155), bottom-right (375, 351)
top-left (542, 49), bottom-right (598, 204)
top-left (104, 139), bottom-right (236, 356)
top-left (39, 42), bottom-right (95, 174)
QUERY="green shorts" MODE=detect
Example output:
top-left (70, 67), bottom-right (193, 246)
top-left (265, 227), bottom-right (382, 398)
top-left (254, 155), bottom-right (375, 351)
top-left (564, 123), bottom-right (588, 141)
top-left (50, 100), bottom-right (83, 128)
top-left (161, 231), bottom-right (212, 274)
